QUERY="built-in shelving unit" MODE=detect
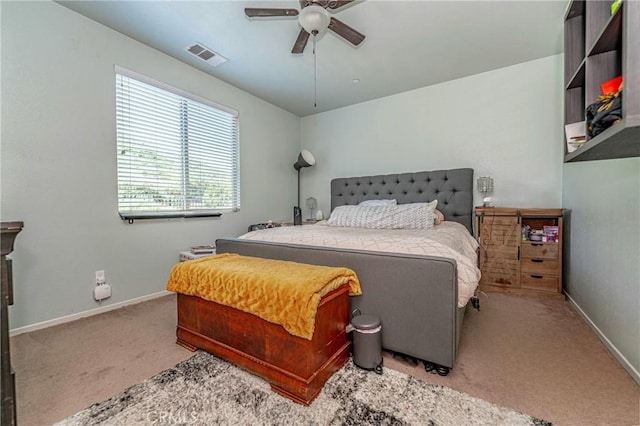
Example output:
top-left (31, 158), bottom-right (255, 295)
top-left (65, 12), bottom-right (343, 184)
top-left (563, 0), bottom-right (639, 162)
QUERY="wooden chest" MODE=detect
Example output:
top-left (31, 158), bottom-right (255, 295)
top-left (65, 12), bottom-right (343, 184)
top-left (175, 283), bottom-right (350, 405)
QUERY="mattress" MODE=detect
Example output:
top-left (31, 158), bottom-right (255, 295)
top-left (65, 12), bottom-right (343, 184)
top-left (240, 221), bottom-right (481, 307)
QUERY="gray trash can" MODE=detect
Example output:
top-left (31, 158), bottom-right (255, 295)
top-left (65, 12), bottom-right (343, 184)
top-left (347, 313), bottom-right (383, 374)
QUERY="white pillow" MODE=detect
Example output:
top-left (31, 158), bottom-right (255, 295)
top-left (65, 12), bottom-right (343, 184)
top-left (358, 199), bottom-right (397, 207)
top-left (328, 201), bottom-right (437, 230)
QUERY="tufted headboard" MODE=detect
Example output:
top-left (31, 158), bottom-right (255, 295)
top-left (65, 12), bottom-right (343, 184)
top-left (330, 168), bottom-right (474, 233)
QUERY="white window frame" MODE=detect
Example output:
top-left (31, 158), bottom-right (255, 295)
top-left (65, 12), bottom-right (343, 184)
top-left (115, 66), bottom-right (240, 221)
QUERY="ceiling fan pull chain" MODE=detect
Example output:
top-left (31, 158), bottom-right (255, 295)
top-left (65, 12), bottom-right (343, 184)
top-left (313, 33), bottom-right (318, 108)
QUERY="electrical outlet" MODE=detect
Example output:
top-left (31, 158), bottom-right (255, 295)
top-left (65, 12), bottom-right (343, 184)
top-left (94, 284), bottom-right (111, 301)
top-left (95, 270), bottom-right (106, 285)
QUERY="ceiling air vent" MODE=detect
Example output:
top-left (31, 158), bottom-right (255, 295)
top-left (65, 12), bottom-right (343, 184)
top-left (186, 43), bottom-right (227, 67)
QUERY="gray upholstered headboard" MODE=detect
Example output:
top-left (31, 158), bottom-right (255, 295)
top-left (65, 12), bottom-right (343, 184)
top-left (330, 168), bottom-right (474, 233)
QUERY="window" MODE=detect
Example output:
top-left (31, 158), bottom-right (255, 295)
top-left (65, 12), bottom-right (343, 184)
top-left (115, 66), bottom-right (240, 220)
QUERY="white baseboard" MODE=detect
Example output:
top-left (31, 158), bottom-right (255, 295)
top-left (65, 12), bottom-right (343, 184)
top-left (566, 292), bottom-right (640, 385)
top-left (10, 290), bottom-right (173, 337)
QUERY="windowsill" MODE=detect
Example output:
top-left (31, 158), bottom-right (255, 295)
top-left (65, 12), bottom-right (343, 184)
top-left (120, 212), bottom-right (222, 223)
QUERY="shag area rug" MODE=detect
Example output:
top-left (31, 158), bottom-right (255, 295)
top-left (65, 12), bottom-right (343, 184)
top-left (58, 351), bottom-right (551, 425)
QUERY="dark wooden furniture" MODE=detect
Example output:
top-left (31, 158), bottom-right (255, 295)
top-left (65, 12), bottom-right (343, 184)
top-left (475, 208), bottom-right (564, 299)
top-left (564, 0), bottom-right (640, 162)
top-left (175, 283), bottom-right (350, 405)
top-left (247, 222), bottom-right (282, 232)
top-left (1, 221), bottom-right (23, 426)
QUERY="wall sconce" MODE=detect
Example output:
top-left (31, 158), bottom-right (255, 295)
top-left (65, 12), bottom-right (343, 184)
top-left (477, 176), bottom-right (494, 207)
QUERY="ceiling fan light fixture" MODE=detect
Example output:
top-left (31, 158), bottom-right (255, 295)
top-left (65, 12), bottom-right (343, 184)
top-left (298, 4), bottom-right (330, 34)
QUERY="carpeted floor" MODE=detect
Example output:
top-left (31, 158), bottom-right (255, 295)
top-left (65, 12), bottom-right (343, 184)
top-left (57, 351), bottom-right (551, 425)
top-left (11, 293), bottom-right (640, 426)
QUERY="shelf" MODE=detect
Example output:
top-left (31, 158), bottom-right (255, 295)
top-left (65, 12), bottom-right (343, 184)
top-left (564, 0), bottom-right (584, 20)
top-left (588, 5), bottom-right (623, 56)
top-left (563, 0), bottom-right (639, 163)
top-left (564, 5), bottom-right (585, 85)
top-left (564, 116), bottom-right (640, 162)
top-left (566, 59), bottom-right (585, 90)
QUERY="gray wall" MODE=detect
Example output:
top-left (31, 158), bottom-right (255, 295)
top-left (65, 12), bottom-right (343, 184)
top-left (1, 1), bottom-right (300, 329)
top-left (300, 55), bottom-right (564, 219)
top-left (562, 159), bottom-right (640, 380)
top-left (300, 54), bottom-right (639, 381)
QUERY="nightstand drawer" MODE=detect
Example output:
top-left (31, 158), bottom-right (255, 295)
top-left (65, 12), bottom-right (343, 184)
top-left (521, 258), bottom-right (560, 275)
top-left (521, 242), bottom-right (559, 259)
top-left (520, 273), bottom-right (559, 293)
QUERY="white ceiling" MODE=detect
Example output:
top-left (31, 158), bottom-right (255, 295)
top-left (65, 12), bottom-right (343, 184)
top-left (56, 0), bottom-right (568, 117)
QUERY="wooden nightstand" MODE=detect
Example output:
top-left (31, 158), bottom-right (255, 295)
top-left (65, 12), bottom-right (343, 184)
top-left (247, 222), bottom-right (282, 232)
top-left (474, 207), bottom-right (564, 299)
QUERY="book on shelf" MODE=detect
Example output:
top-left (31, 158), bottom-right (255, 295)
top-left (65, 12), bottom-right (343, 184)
top-left (191, 245), bottom-right (216, 254)
top-left (565, 121), bottom-right (586, 153)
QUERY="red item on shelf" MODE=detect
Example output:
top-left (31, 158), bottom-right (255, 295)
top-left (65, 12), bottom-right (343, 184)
top-left (600, 75), bottom-right (623, 94)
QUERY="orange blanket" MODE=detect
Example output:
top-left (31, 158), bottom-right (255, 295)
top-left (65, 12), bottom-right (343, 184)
top-left (166, 253), bottom-right (361, 340)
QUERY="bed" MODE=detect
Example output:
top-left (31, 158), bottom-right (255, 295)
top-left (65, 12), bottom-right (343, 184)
top-left (216, 168), bottom-right (479, 375)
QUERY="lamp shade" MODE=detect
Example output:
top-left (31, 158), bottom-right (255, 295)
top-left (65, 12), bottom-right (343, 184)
top-left (476, 176), bottom-right (494, 193)
top-left (293, 149), bottom-right (316, 170)
top-left (298, 4), bottom-right (330, 34)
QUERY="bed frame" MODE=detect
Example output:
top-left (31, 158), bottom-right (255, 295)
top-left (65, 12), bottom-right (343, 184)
top-left (216, 168), bottom-right (474, 375)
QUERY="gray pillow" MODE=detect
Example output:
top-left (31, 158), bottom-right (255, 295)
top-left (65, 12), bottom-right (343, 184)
top-left (358, 199), bottom-right (397, 207)
top-left (328, 201), bottom-right (437, 229)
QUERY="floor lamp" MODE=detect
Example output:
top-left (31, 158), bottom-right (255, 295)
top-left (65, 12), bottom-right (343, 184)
top-left (293, 150), bottom-right (315, 225)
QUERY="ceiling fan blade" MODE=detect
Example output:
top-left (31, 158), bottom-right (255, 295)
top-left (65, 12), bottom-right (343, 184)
top-left (292, 29), bottom-right (310, 54)
top-left (328, 17), bottom-right (365, 46)
top-left (244, 8), bottom-right (299, 17)
top-left (326, 1), bottom-right (356, 10)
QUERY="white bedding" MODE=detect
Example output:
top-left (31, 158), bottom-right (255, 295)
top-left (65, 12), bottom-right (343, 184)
top-left (239, 221), bottom-right (481, 307)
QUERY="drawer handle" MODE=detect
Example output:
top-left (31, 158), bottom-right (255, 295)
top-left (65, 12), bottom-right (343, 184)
top-left (531, 259), bottom-right (544, 263)
top-left (530, 274), bottom-right (544, 279)
top-left (531, 243), bottom-right (543, 247)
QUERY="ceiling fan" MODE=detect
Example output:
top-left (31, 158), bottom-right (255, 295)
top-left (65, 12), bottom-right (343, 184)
top-left (245, 1), bottom-right (365, 54)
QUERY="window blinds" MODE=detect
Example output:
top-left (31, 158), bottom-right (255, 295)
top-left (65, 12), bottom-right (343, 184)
top-left (115, 67), bottom-right (240, 219)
